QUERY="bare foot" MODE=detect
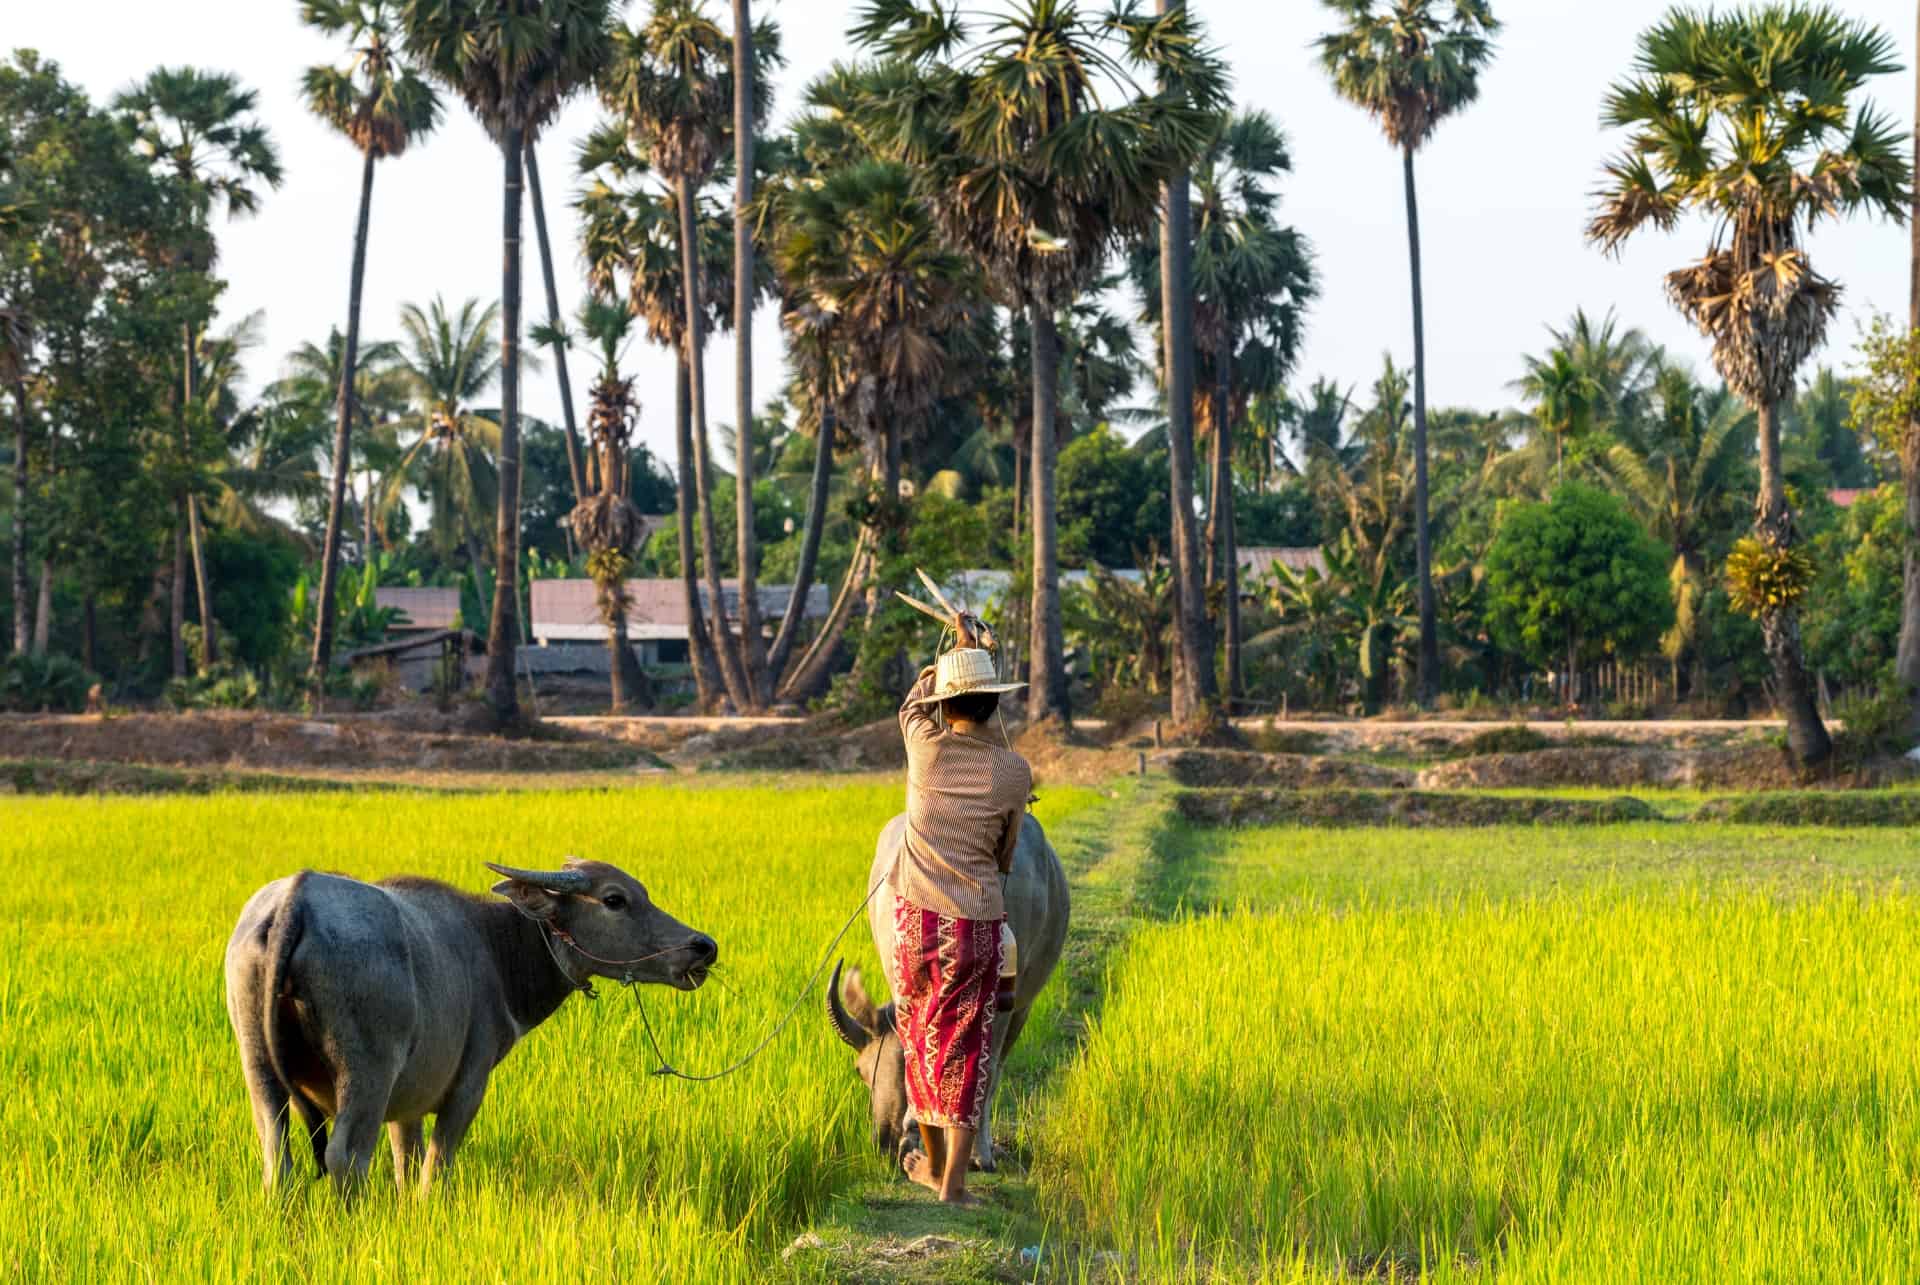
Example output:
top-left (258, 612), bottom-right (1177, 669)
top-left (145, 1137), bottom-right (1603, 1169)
top-left (902, 1149), bottom-right (943, 1195)
top-left (937, 1187), bottom-right (985, 1208)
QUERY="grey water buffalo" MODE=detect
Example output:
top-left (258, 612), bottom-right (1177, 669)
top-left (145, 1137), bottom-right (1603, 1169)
top-left (223, 858), bottom-right (715, 1194)
top-left (826, 812), bottom-right (1069, 1172)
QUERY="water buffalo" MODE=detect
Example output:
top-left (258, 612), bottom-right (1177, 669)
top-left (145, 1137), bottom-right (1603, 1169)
top-left (826, 812), bottom-right (1069, 1172)
top-left (223, 858), bottom-right (715, 1194)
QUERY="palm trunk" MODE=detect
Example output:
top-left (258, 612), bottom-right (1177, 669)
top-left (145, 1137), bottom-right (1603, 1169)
top-left (183, 319), bottom-right (216, 670)
top-left (1153, 11), bottom-right (1217, 730)
top-left (10, 383), bottom-right (26, 654)
top-left (674, 356), bottom-right (722, 711)
top-left (171, 509), bottom-right (186, 677)
top-left (1027, 300), bottom-right (1068, 727)
top-left (768, 396), bottom-right (833, 683)
top-left (82, 592), bottom-right (96, 673)
top-left (1403, 144), bottom-right (1437, 707)
top-left (483, 128), bottom-right (525, 728)
top-left (1754, 400), bottom-right (1830, 764)
top-left (312, 148), bottom-right (377, 683)
top-left (778, 524), bottom-right (873, 703)
top-left (1901, 6), bottom-right (1920, 733)
top-left (676, 174), bottom-right (751, 712)
top-left (732, 0), bottom-right (768, 709)
top-left (525, 144), bottom-right (587, 507)
top-left (31, 556), bottom-right (50, 657)
top-left (1219, 338), bottom-right (1241, 703)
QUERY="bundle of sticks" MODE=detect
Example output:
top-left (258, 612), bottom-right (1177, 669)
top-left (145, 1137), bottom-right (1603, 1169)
top-left (895, 568), bottom-right (997, 653)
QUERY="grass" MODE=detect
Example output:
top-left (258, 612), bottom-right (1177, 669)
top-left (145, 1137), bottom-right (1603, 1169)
top-left (0, 778), bottom-right (1102, 1282)
top-left (1032, 815), bottom-right (1920, 1281)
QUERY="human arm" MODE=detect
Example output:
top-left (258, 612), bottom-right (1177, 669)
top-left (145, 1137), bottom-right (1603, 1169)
top-left (899, 664), bottom-right (940, 748)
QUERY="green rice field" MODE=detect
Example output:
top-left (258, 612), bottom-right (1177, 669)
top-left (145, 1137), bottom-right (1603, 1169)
top-left (0, 781), bottom-right (1099, 1282)
top-left (1036, 817), bottom-right (1920, 1281)
top-left (8, 780), bottom-right (1920, 1281)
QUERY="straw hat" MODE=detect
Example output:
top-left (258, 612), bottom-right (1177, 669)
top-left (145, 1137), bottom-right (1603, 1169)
top-left (910, 647), bottom-right (1026, 707)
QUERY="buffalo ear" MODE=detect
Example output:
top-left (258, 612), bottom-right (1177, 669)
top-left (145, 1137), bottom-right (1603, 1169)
top-left (843, 967), bottom-right (880, 1032)
top-left (491, 877), bottom-right (561, 921)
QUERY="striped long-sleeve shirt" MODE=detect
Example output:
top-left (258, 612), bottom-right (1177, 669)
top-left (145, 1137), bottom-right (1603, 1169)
top-left (887, 665), bottom-right (1032, 921)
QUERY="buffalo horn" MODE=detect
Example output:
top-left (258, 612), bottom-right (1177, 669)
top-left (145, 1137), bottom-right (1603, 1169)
top-left (826, 959), bottom-right (870, 1051)
top-left (484, 862), bottom-right (592, 894)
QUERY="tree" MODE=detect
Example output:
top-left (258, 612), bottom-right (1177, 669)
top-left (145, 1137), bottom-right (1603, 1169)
top-left (1589, 4), bottom-right (1911, 765)
top-left (1056, 427), bottom-right (1170, 570)
top-left (1317, 0), bottom-right (1499, 706)
top-left (1849, 316), bottom-right (1920, 725)
top-left (855, 0), bottom-right (1228, 727)
top-left (568, 296), bottom-right (647, 711)
top-left (1132, 109), bottom-right (1318, 701)
top-left (114, 67), bottom-right (284, 673)
top-left (600, 0), bottom-right (777, 713)
top-left (386, 297), bottom-right (503, 570)
top-left (1484, 482), bottom-right (1674, 704)
top-left (401, 0), bottom-right (612, 727)
top-left (302, 0), bottom-right (441, 684)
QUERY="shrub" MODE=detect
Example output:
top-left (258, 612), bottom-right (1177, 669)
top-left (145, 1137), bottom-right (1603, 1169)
top-left (1832, 672), bottom-right (1915, 763)
top-left (1458, 724), bottom-right (1552, 757)
top-left (0, 654), bottom-right (97, 713)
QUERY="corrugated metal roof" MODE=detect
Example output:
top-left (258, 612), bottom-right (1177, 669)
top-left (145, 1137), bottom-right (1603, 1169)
top-left (1238, 547), bottom-right (1326, 581)
top-left (375, 586), bottom-right (461, 631)
top-left (530, 578), bottom-right (830, 642)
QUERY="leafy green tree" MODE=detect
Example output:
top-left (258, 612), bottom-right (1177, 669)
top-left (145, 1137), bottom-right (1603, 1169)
top-left (1849, 316), bottom-right (1920, 725)
top-left (401, 0), bottom-right (613, 726)
top-left (1056, 427), bottom-right (1170, 571)
top-left (114, 67), bottom-right (284, 673)
top-left (1484, 482), bottom-right (1674, 702)
top-left (1318, 0), bottom-right (1500, 705)
top-left (1803, 484), bottom-right (1902, 691)
top-left (1589, 4), bottom-right (1911, 764)
top-left (855, 0), bottom-right (1228, 726)
top-left (301, 0), bottom-right (442, 681)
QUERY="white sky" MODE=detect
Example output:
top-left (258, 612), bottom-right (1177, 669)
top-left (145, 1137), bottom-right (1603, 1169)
top-left (10, 0), bottom-right (1915, 471)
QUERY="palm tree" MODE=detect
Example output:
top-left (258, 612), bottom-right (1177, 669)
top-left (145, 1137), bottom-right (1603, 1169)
top-left (763, 156), bottom-right (980, 702)
top-left (114, 67), bottom-right (283, 674)
top-left (1589, 4), bottom-right (1911, 765)
top-left (1513, 342), bottom-right (1599, 486)
top-left (569, 296), bottom-right (646, 711)
top-left (1317, 0), bottom-right (1499, 706)
top-left (302, 0), bottom-right (441, 683)
top-left (576, 116), bottom-right (735, 710)
top-left (386, 297), bottom-right (504, 570)
top-left (193, 316), bottom-right (330, 548)
top-left (2, 304), bottom-right (32, 656)
top-left (855, 0), bottom-right (1227, 727)
top-left (1132, 109), bottom-right (1318, 701)
top-left (1598, 365), bottom-right (1752, 696)
top-left (400, 0), bottom-right (612, 727)
top-left (1905, 0), bottom-right (1920, 721)
top-left (600, 0), bottom-right (777, 712)
top-left (276, 330), bottom-right (410, 558)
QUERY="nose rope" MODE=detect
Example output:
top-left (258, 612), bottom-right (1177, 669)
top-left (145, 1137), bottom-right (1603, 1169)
top-left (627, 874), bottom-right (888, 1083)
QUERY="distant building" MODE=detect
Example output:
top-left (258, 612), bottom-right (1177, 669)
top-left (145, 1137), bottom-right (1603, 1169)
top-left (374, 586), bottom-right (460, 633)
top-left (1828, 488), bottom-right (1868, 509)
top-left (1238, 547), bottom-right (1326, 585)
top-left (528, 578), bottom-right (830, 666)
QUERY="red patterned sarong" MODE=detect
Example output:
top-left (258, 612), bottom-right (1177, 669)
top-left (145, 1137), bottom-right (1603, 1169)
top-left (893, 897), bottom-right (1001, 1130)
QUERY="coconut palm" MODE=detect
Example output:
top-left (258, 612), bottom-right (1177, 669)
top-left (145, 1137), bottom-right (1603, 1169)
top-left (400, 0), bottom-right (612, 726)
top-left (1317, 0), bottom-right (1499, 705)
top-left (302, 0), bottom-right (441, 682)
top-left (577, 116), bottom-right (738, 710)
top-left (599, 0), bottom-right (778, 712)
top-left (114, 67), bottom-right (283, 673)
top-left (854, 0), bottom-right (1228, 726)
top-left (1514, 343), bottom-right (1599, 486)
top-left (568, 295), bottom-right (647, 711)
top-left (276, 330), bottom-right (411, 557)
top-left (386, 296), bottom-right (505, 571)
top-left (1589, 4), bottom-right (1911, 765)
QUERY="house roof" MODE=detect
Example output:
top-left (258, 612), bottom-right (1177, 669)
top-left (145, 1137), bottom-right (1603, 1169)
top-left (343, 627), bottom-right (484, 662)
top-left (374, 586), bottom-right (460, 631)
top-left (1238, 547), bottom-right (1325, 582)
top-left (530, 578), bottom-right (830, 642)
top-left (1829, 488), bottom-right (1868, 509)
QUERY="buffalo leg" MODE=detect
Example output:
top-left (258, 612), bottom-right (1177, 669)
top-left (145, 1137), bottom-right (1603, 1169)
top-left (388, 1120), bottom-right (424, 1193)
top-left (974, 1004), bottom-right (1032, 1173)
top-left (419, 1064), bottom-right (490, 1193)
top-left (325, 1070), bottom-right (396, 1198)
top-left (240, 1048), bottom-right (294, 1190)
top-left (290, 1092), bottom-right (328, 1179)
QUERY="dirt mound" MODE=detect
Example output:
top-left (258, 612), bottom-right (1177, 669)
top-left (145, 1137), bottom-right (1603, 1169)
top-left (1417, 744), bottom-right (1917, 791)
top-left (1174, 787), bottom-right (1659, 828)
top-left (0, 711), bottom-right (665, 776)
top-left (0, 758), bottom-right (362, 796)
top-left (1691, 792), bottom-right (1920, 826)
top-left (694, 717), bottom-right (909, 773)
top-left (1156, 749), bottom-right (1413, 789)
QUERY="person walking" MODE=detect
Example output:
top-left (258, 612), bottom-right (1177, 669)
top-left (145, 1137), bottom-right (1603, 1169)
top-left (889, 611), bottom-right (1031, 1205)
